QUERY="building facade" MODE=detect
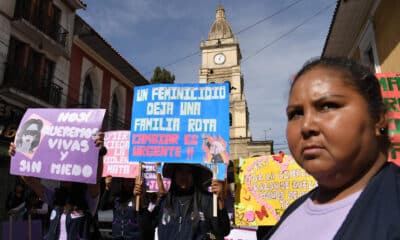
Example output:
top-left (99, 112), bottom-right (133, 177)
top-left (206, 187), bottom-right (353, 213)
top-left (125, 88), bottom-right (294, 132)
top-left (199, 5), bottom-right (273, 160)
top-left (0, 0), bottom-right (148, 221)
top-left (322, 0), bottom-right (400, 74)
top-left (69, 16), bottom-right (149, 131)
top-left (0, 0), bottom-right (85, 221)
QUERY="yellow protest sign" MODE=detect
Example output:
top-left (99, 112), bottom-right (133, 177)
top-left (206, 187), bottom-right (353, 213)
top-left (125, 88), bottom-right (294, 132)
top-left (234, 154), bottom-right (317, 226)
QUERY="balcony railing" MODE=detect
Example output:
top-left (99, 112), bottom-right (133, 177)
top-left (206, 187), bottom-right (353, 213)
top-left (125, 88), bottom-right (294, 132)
top-left (13, 0), bottom-right (68, 47)
top-left (3, 64), bottom-right (62, 106)
top-left (49, 23), bottom-right (68, 47)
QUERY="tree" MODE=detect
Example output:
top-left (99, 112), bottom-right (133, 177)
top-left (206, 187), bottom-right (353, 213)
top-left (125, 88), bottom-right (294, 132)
top-left (150, 66), bottom-right (175, 84)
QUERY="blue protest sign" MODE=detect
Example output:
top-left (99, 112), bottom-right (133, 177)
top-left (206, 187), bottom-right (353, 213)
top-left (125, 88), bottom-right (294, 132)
top-left (129, 83), bottom-right (230, 167)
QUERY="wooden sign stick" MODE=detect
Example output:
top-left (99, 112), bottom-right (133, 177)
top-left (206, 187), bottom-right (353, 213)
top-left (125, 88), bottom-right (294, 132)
top-left (213, 163), bottom-right (218, 217)
top-left (136, 162), bottom-right (143, 211)
top-left (28, 214), bottom-right (32, 240)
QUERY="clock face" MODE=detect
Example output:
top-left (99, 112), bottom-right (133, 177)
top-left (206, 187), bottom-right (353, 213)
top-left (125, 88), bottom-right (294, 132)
top-left (214, 53), bottom-right (226, 65)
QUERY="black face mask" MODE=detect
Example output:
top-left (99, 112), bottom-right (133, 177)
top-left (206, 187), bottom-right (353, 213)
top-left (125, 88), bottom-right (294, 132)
top-left (54, 187), bottom-right (69, 207)
top-left (118, 189), bottom-right (133, 202)
top-left (175, 186), bottom-right (194, 196)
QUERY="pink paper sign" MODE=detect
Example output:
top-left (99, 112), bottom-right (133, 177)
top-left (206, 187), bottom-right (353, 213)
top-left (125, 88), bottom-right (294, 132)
top-left (102, 131), bottom-right (139, 178)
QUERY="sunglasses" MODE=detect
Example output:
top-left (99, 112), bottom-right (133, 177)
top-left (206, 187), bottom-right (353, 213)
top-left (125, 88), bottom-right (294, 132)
top-left (23, 130), bottom-right (39, 136)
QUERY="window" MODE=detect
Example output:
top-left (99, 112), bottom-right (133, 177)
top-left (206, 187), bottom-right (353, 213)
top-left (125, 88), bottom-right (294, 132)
top-left (26, 50), bottom-right (41, 89)
top-left (5, 37), bottom-right (26, 85)
top-left (82, 76), bottom-right (93, 107)
top-left (43, 59), bottom-right (55, 89)
top-left (14, 0), bottom-right (64, 45)
top-left (359, 21), bottom-right (380, 73)
top-left (110, 93), bottom-right (119, 130)
top-left (229, 112), bottom-right (232, 126)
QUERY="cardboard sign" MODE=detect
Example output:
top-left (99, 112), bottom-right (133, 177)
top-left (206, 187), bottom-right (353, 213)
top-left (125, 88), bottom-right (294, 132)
top-left (142, 163), bottom-right (171, 192)
top-left (377, 72), bottom-right (400, 164)
top-left (234, 154), bottom-right (317, 226)
top-left (129, 83), bottom-right (230, 164)
top-left (10, 109), bottom-right (106, 184)
top-left (224, 227), bottom-right (257, 240)
top-left (102, 131), bottom-right (139, 178)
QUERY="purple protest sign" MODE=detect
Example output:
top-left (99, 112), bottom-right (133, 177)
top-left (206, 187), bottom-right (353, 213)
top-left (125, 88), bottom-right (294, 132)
top-left (142, 163), bottom-right (170, 192)
top-left (10, 108), bottom-right (106, 184)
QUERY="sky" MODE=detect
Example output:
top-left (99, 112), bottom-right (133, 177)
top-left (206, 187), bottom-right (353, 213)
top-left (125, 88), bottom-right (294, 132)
top-left (78, 0), bottom-right (336, 153)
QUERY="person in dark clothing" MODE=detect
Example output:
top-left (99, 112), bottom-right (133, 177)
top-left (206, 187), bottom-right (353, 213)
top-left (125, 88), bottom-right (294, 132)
top-left (9, 132), bottom-right (106, 240)
top-left (25, 190), bottom-right (49, 233)
top-left (99, 176), bottom-right (156, 240)
top-left (5, 182), bottom-right (27, 220)
top-left (264, 57), bottom-right (397, 239)
top-left (140, 163), bottom-right (230, 240)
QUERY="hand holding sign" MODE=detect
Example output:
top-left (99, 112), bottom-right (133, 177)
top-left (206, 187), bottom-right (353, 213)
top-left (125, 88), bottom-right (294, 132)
top-left (211, 179), bottom-right (227, 209)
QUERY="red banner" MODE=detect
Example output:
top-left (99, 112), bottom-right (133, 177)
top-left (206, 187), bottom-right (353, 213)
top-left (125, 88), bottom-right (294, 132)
top-left (377, 72), bottom-right (400, 165)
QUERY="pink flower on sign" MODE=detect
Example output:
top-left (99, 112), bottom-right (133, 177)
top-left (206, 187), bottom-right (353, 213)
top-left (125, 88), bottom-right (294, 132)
top-left (244, 211), bottom-right (255, 222)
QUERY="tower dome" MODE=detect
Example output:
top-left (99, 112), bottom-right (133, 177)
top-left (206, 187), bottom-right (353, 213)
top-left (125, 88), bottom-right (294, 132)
top-left (208, 5), bottom-right (233, 40)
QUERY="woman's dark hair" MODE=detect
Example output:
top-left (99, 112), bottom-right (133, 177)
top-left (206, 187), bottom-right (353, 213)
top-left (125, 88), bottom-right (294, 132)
top-left (118, 178), bottom-right (134, 202)
top-left (292, 57), bottom-right (389, 149)
top-left (67, 183), bottom-right (88, 211)
top-left (167, 165), bottom-right (207, 193)
top-left (16, 118), bottom-right (43, 152)
top-left (55, 183), bottom-right (88, 211)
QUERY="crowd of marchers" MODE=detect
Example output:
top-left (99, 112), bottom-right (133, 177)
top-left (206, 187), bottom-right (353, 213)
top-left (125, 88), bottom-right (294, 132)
top-left (7, 57), bottom-right (400, 240)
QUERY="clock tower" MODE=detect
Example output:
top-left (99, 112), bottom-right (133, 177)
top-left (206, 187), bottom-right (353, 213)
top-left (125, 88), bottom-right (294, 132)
top-left (200, 5), bottom-right (272, 160)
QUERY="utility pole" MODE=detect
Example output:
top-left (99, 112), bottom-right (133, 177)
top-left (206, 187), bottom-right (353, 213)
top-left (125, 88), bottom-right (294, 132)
top-left (264, 130), bottom-right (267, 141)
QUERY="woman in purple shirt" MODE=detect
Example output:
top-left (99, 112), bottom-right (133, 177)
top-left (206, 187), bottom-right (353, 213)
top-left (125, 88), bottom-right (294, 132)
top-left (264, 57), bottom-right (400, 240)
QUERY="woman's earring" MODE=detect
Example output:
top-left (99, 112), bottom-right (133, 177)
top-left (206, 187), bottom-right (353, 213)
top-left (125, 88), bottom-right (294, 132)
top-left (380, 127), bottom-right (386, 134)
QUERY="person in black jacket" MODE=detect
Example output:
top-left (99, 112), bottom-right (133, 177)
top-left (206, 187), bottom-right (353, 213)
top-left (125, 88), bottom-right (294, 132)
top-left (99, 176), bottom-right (156, 240)
top-left (264, 57), bottom-right (397, 240)
top-left (140, 163), bottom-right (230, 240)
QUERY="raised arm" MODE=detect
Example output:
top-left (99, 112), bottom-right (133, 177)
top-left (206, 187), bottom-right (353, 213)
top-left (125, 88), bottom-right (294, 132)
top-left (210, 179), bottom-right (231, 237)
top-left (87, 132), bottom-right (106, 198)
top-left (156, 163), bottom-right (166, 198)
top-left (99, 175), bottom-right (113, 210)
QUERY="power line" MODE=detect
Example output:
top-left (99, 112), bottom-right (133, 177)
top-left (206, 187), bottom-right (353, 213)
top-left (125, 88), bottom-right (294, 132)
top-left (144, 0), bottom-right (309, 75)
top-left (234, 0), bottom-right (306, 35)
top-left (242, 3), bottom-right (334, 63)
top-left (163, 51), bottom-right (200, 69)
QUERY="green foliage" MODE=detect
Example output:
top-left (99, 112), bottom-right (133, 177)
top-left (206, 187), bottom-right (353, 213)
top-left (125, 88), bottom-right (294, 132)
top-left (150, 66), bottom-right (175, 84)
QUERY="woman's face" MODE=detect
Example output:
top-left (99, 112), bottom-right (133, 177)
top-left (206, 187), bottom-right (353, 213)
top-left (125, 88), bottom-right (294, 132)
top-left (286, 66), bottom-right (381, 189)
top-left (15, 185), bottom-right (24, 198)
top-left (22, 124), bottom-right (39, 145)
top-left (22, 133), bottom-right (35, 145)
top-left (174, 166), bottom-right (193, 190)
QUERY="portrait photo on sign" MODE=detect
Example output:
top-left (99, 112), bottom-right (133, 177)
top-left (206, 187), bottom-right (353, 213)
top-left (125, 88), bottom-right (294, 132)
top-left (15, 114), bottom-right (50, 159)
top-left (202, 135), bottom-right (229, 164)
